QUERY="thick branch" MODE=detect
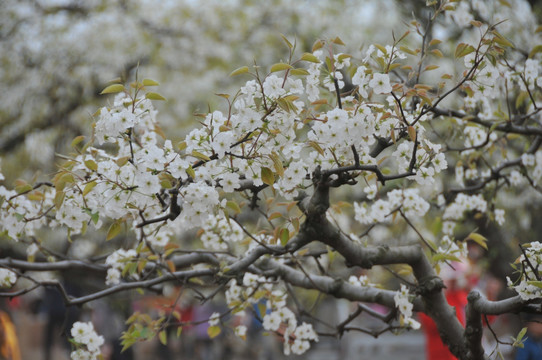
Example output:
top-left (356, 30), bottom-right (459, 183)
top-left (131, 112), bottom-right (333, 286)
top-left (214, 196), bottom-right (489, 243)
top-left (259, 259), bottom-right (418, 310)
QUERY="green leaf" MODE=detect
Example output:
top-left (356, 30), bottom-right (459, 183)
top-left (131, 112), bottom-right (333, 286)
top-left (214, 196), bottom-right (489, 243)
top-left (230, 66), bottom-right (249, 77)
top-left (424, 65), bottom-right (439, 71)
top-left (100, 84), bottom-right (125, 95)
top-left (106, 220), bottom-right (122, 241)
top-left (83, 181), bottom-right (97, 196)
top-left (142, 79), bottom-right (160, 86)
top-left (527, 281), bottom-right (542, 289)
top-left (399, 46), bottom-right (418, 56)
top-left (226, 200), bottom-right (241, 214)
top-left (312, 39), bottom-right (324, 52)
top-left (91, 212), bottom-right (99, 225)
top-left (191, 151), bottom-right (211, 161)
top-left (300, 53), bottom-right (320, 63)
top-left (207, 326), bottom-right (221, 339)
top-left (54, 191), bottom-right (65, 210)
top-left (465, 232), bottom-right (488, 250)
top-left (529, 45), bottom-right (542, 58)
top-left (455, 43), bottom-right (476, 58)
top-left (290, 68), bottom-right (310, 76)
top-left (492, 30), bottom-right (514, 48)
top-left (257, 303), bottom-right (267, 318)
top-left (513, 327), bottom-right (527, 348)
top-left (84, 160), bottom-right (98, 171)
top-left (280, 34), bottom-right (293, 49)
top-left (71, 135), bottom-right (85, 148)
top-left (268, 212), bottom-right (282, 221)
top-left (145, 92), bottom-right (167, 101)
top-left (15, 182), bottom-right (32, 194)
top-left (279, 228), bottom-right (289, 246)
top-left (307, 140), bottom-right (325, 156)
top-left (516, 327), bottom-right (528, 343)
top-left (177, 141), bottom-right (187, 151)
top-left (332, 36), bottom-right (345, 46)
top-left (186, 166), bottom-right (195, 179)
top-left (159, 330), bottom-right (167, 345)
top-left (270, 152), bottom-right (284, 177)
top-left (261, 167), bottom-right (275, 186)
top-left (516, 91), bottom-right (529, 109)
top-left (432, 253), bottom-right (462, 263)
top-left (270, 63), bottom-right (293, 73)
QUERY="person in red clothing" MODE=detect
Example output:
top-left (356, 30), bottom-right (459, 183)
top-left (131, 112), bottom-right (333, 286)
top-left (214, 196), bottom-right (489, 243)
top-left (419, 261), bottom-right (470, 360)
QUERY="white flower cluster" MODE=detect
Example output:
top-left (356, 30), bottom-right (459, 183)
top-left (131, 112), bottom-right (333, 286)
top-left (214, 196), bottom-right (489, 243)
top-left (354, 188), bottom-right (430, 225)
top-left (224, 274), bottom-right (317, 355)
top-left (262, 306), bottom-right (318, 355)
top-left (0, 269), bottom-right (17, 288)
top-left (199, 213), bottom-right (244, 250)
top-left (522, 151), bottom-right (542, 185)
top-left (348, 274), bottom-right (376, 287)
top-left (104, 249), bottom-right (137, 286)
top-left (394, 284), bottom-right (420, 330)
top-left (442, 193), bottom-right (487, 232)
top-left (70, 321), bottom-right (104, 360)
top-left (94, 95), bottom-right (157, 145)
top-left (226, 273), bottom-right (275, 306)
top-left (0, 181), bottom-right (52, 240)
top-left (508, 242), bottom-right (542, 300)
top-left (178, 182), bottom-right (220, 228)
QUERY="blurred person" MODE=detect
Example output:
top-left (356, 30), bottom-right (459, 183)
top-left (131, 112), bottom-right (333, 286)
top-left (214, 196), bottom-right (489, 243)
top-left (40, 283), bottom-right (81, 360)
top-left (516, 314), bottom-right (542, 360)
top-left (419, 261), bottom-right (470, 360)
top-left (0, 299), bottom-right (21, 360)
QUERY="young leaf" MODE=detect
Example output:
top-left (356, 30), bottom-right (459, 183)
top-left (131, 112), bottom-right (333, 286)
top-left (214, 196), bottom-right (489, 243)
top-left (83, 181), bottom-right (97, 196)
top-left (106, 220), bottom-right (122, 241)
top-left (84, 160), bottom-right (98, 171)
top-left (300, 53), bottom-right (320, 63)
top-left (207, 326), bottom-right (221, 339)
top-left (279, 227), bottom-right (289, 246)
top-left (230, 66), bottom-right (249, 77)
top-left (159, 330), bottom-right (167, 345)
top-left (269, 152), bottom-right (284, 177)
top-left (145, 92), bottom-right (167, 101)
top-left (261, 167), bottom-right (275, 186)
top-left (465, 232), bottom-right (488, 250)
top-left (455, 43), bottom-right (475, 58)
top-left (270, 63), bottom-right (293, 73)
top-left (226, 200), bottom-right (241, 214)
top-left (142, 79), bottom-right (160, 86)
top-left (100, 84), bottom-right (125, 95)
top-left (290, 68), bottom-right (310, 76)
top-left (280, 34), bottom-right (293, 49)
top-left (71, 135), bottom-right (85, 148)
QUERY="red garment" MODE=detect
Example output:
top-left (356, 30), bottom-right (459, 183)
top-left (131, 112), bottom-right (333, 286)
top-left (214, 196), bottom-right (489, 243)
top-left (419, 289), bottom-right (468, 360)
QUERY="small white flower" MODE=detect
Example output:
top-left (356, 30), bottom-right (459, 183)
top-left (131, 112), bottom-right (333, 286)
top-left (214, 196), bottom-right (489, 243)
top-left (235, 325), bottom-right (247, 338)
top-left (363, 184), bottom-right (377, 200)
top-left (0, 269), bottom-right (17, 288)
top-left (291, 339), bottom-right (310, 355)
top-left (105, 268), bottom-right (121, 286)
top-left (219, 172), bottom-right (241, 193)
top-left (510, 170), bottom-right (523, 186)
top-left (494, 209), bottom-right (505, 226)
top-left (369, 73), bottom-right (392, 94)
top-left (262, 311), bottom-right (281, 331)
top-left (208, 312), bottom-right (220, 326)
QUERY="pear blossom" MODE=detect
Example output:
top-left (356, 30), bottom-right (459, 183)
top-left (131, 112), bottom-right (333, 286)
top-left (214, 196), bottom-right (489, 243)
top-left (369, 73), bottom-right (392, 94)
